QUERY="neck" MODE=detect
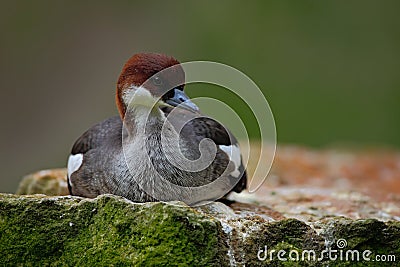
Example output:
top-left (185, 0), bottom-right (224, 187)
top-left (123, 104), bottom-right (166, 137)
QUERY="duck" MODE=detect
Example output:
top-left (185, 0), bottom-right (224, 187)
top-left (67, 53), bottom-right (246, 205)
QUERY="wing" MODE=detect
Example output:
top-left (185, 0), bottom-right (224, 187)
top-left (165, 109), bottom-right (247, 193)
top-left (67, 116), bottom-right (123, 193)
top-left (71, 116), bottom-right (122, 155)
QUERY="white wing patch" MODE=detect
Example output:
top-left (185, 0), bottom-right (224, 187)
top-left (219, 144), bottom-right (241, 178)
top-left (67, 153), bottom-right (83, 178)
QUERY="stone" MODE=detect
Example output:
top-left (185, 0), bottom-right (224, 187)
top-left (1, 194), bottom-right (399, 266)
top-left (0, 194), bottom-right (227, 266)
top-left (16, 169), bottom-right (69, 196)
top-left (8, 145), bottom-right (400, 265)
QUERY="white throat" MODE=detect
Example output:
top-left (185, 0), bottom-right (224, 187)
top-left (122, 86), bottom-right (166, 133)
top-left (122, 86), bottom-right (157, 109)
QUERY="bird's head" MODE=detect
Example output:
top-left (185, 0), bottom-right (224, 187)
top-left (116, 53), bottom-right (198, 118)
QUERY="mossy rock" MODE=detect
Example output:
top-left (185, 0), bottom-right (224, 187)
top-left (0, 194), bottom-right (227, 266)
top-left (1, 194), bottom-right (399, 266)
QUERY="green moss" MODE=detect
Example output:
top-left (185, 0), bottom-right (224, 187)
top-left (0, 194), bottom-right (227, 266)
top-left (322, 218), bottom-right (400, 267)
top-left (229, 217), bottom-right (400, 267)
top-left (227, 218), bottom-right (324, 266)
top-left (1, 194), bottom-right (399, 266)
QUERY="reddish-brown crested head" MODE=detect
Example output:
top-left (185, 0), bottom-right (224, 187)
top-left (116, 53), bottom-right (185, 118)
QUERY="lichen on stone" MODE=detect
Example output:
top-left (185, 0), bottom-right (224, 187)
top-left (0, 194), bottom-right (227, 266)
top-left (16, 169), bottom-right (69, 196)
top-left (1, 193), bottom-right (399, 266)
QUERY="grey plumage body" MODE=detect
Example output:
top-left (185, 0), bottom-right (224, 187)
top-left (68, 110), bottom-right (247, 204)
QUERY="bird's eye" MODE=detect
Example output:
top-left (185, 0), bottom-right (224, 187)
top-left (152, 76), bottom-right (162, 86)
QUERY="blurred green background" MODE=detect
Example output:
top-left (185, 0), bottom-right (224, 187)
top-left (0, 1), bottom-right (399, 193)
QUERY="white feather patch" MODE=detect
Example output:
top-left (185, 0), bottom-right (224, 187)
top-left (67, 154), bottom-right (83, 178)
top-left (123, 86), bottom-right (156, 108)
top-left (219, 144), bottom-right (241, 178)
